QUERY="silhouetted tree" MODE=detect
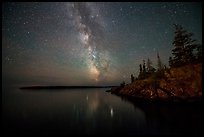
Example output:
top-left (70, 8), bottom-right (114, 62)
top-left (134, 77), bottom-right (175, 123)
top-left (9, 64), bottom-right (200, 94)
top-left (172, 24), bottom-right (186, 66)
top-left (147, 58), bottom-right (155, 73)
top-left (183, 33), bottom-right (197, 63)
top-left (143, 60), bottom-right (146, 72)
top-left (131, 74), bottom-right (134, 83)
top-left (171, 24), bottom-right (198, 67)
top-left (147, 58), bottom-right (151, 72)
top-left (138, 63), bottom-right (145, 80)
top-left (139, 64), bottom-right (142, 73)
top-left (169, 56), bottom-right (173, 68)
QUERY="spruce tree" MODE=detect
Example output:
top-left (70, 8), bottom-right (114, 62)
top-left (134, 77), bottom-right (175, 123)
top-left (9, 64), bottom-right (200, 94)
top-left (147, 58), bottom-right (151, 72)
top-left (169, 56), bottom-right (173, 67)
top-left (157, 52), bottom-right (162, 70)
top-left (131, 74), bottom-right (134, 83)
top-left (147, 58), bottom-right (155, 73)
top-left (143, 60), bottom-right (146, 72)
top-left (172, 24), bottom-right (198, 67)
top-left (139, 64), bottom-right (142, 73)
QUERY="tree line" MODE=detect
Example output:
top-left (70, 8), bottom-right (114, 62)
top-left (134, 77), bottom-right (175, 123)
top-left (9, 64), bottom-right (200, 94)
top-left (169, 24), bottom-right (202, 67)
top-left (128, 24), bottom-right (202, 84)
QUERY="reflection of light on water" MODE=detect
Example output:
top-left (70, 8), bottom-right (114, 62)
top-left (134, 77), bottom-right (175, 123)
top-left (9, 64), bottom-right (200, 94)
top-left (87, 92), bottom-right (99, 113)
top-left (90, 99), bottom-right (98, 111)
top-left (110, 107), bottom-right (114, 117)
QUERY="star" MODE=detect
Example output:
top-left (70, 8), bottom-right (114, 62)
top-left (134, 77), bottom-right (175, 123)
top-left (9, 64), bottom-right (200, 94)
top-left (2, 2), bottom-right (201, 86)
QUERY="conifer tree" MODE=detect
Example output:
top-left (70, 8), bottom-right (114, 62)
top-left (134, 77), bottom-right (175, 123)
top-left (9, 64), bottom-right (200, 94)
top-left (169, 56), bottom-right (173, 67)
top-left (147, 58), bottom-right (151, 72)
top-left (131, 74), bottom-right (134, 83)
top-left (171, 24), bottom-right (198, 67)
top-left (139, 64), bottom-right (142, 73)
top-left (143, 60), bottom-right (146, 72)
top-left (147, 58), bottom-right (156, 73)
top-left (157, 52), bottom-right (162, 70)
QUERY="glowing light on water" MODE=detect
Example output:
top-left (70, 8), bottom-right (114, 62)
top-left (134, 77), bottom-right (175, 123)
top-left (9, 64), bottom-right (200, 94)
top-left (110, 107), bottom-right (114, 117)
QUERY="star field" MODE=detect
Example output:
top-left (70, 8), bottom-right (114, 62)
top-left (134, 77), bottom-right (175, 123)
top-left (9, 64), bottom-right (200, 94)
top-left (2, 2), bottom-right (202, 86)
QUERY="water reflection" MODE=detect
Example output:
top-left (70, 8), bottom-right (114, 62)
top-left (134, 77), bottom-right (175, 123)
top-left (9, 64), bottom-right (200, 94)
top-left (110, 107), bottom-right (114, 117)
top-left (87, 92), bottom-right (99, 113)
top-left (3, 87), bottom-right (146, 135)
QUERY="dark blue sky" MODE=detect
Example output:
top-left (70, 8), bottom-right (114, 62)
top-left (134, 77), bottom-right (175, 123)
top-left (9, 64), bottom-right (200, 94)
top-left (2, 2), bottom-right (202, 86)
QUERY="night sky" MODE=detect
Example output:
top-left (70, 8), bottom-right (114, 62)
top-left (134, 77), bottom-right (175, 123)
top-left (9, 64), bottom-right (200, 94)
top-left (2, 2), bottom-right (202, 86)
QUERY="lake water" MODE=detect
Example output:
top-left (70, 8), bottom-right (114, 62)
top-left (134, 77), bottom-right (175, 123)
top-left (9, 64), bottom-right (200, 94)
top-left (2, 86), bottom-right (203, 135)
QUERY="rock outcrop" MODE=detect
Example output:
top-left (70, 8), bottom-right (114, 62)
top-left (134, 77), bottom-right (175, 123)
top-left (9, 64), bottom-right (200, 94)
top-left (108, 63), bottom-right (202, 102)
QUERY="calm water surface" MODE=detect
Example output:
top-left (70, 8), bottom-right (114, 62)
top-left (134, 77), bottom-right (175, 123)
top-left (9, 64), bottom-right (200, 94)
top-left (2, 86), bottom-right (203, 135)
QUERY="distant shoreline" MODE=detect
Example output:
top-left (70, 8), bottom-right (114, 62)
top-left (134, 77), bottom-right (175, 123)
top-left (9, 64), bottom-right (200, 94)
top-left (20, 86), bottom-right (118, 90)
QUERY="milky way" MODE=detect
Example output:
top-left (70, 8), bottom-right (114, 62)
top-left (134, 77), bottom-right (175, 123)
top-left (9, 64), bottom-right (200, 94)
top-left (67, 3), bottom-right (110, 81)
top-left (2, 2), bottom-right (202, 86)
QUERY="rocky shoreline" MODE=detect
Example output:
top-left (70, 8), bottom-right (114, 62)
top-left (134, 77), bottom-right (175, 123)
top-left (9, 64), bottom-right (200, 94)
top-left (106, 63), bottom-right (202, 103)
